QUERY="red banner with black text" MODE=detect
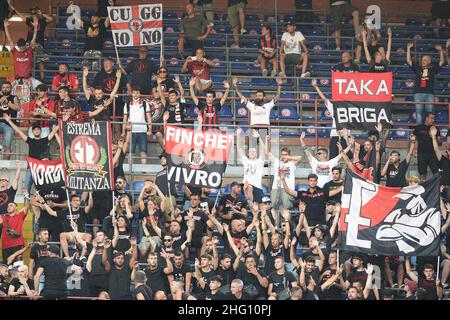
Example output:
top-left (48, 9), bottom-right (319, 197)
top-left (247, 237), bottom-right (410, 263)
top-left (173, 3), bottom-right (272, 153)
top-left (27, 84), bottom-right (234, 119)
top-left (164, 125), bottom-right (234, 188)
top-left (26, 157), bottom-right (65, 191)
top-left (332, 72), bottom-right (393, 131)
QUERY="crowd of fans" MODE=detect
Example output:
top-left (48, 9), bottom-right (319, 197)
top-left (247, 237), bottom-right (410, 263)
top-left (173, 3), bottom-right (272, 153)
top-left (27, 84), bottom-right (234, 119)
top-left (0, 0), bottom-right (449, 301)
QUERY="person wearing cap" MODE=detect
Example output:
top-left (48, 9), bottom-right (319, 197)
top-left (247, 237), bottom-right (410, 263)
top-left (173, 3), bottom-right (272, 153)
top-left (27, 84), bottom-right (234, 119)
top-left (0, 201), bottom-right (29, 264)
top-left (80, 12), bottom-right (110, 71)
top-left (33, 244), bottom-right (82, 299)
top-left (83, 67), bottom-right (122, 121)
top-left (0, 81), bottom-right (20, 160)
top-left (3, 113), bottom-right (58, 195)
top-left (206, 275), bottom-right (226, 300)
top-left (3, 19), bottom-right (38, 79)
top-left (218, 181), bottom-right (248, 224)
top-left (131, 270), bottom-right (153, 300)
top-left (51, 63), bottom-right (79, 97)
top-left (279, 21), bottom-right (310, 79)
top-left (28, 83), bottom-right (55, 138)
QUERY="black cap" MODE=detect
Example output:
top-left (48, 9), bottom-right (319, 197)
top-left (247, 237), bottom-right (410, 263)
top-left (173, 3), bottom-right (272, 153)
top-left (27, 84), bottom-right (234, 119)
top-left (286, 20), bottom-right (296, 26)
top-left (48, 244), bottom-right (60, 255)
top-left (17, 38), bottom-right (26, 47)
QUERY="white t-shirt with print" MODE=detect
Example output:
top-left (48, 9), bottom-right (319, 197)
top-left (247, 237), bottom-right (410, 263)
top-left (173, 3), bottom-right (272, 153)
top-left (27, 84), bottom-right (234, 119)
top-left (242, 156), bottom-right (264, 189)
top-left (309, 156), bottom-right (340, 188)
top-left (245, 100), bottom-right (274, 126)
top-left (123, 99), bottom-right (150, 133)
top-left (281, 31), bottom-right (305, 55)
top-left (272, 159), bottom-right (296, 190)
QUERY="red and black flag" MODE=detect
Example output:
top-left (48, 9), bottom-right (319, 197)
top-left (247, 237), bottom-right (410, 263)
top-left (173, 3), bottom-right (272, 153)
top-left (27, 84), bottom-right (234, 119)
top-left (339, 169), bottom-right (441, 256)
top-left (59, 120), bottom-right (114, 191)
top-left (164, 125), bottom-right (234, 188)
top-left (332, 72), bottom-right (392, 131)
top-left (26, 157), bottom-right (65, 191)
top-left (351, 140), bottom-right (378, 182)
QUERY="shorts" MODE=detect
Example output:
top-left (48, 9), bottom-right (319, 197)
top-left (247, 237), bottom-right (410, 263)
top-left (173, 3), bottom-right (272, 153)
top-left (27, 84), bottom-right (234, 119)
top-left (131, 132), bottom-right (148, 153)
top-left (90, 202), bottom-right (111, 220)
top-left (0, 122), bottom-right (14, 149)
top-left (199, 79), bottom-right (213, 86)
top-left (252, 186), bottom-right (264, 203)
top-left (259, 54), bottom-right (276, 62)
top-left (284, 53), bottom-right (304, 66)
top-left (32, 43), bottom-right (49, 64)
top-left (64, 231), bottom-right (90, 243)
top-left (331, 3), bottom-right (358, 32)
top-left (417, 153), bottom-right (439, 176)
top-left (227, 2), bottom-right (246, 28)
top-left (432, 1), bottom-right (450, 20)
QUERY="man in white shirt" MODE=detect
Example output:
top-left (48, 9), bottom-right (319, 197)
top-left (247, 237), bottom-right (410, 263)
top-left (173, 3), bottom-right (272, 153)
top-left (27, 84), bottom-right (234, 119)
top-left (264, 136), bottom-right (302, 209)
top-left (232, 76), bottom-right (281, 139)
top-left (311, 78), bottom-right (351, 159)
top-left (236, 128), bottom-right (266, 203)
top-left (300, 131), bottom-right (344, 188)
top-left (279, 21), bottom-right (310, 79)
top-left (122, 87), bottom-right (152, 164)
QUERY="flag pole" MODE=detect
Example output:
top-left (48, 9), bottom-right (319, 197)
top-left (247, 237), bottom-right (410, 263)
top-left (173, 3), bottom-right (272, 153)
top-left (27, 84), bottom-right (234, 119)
top-left (436, 255), bottom-right (441, 284)
top-left (160, 32), bottom-right (164, 67)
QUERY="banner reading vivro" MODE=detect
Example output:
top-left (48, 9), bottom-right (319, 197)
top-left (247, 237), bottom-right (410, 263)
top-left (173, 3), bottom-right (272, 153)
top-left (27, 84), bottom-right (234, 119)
top-left (339, 169), bottom-right (441, 256)
top-left (108, 4), bottom-right (163, 47)
top-left (59, 121), bottom-right (114, 191)
top-left (165, 125), bottom-right (234, 188)
top-left (332, 72), bottom-right (392, 131)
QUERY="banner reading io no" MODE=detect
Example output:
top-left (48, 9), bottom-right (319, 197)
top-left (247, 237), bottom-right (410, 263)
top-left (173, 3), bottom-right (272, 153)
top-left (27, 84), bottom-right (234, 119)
top-left (332, 72), bottom-right (393, 131)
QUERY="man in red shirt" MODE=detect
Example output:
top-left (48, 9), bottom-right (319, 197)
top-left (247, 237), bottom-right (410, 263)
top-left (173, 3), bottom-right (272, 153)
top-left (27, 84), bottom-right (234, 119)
top-left (4, 19), bottom-right (38, 80)
top-left (43, 99), bottom-right (108, 123)
top-left (51, 63), bottom-right (79, 98)
top-left (181, 48), bottom-right (217, 92)
top-left (29, 84), bottom-right (55, 138)
top-left (0, 202), bottom-right (29, 263)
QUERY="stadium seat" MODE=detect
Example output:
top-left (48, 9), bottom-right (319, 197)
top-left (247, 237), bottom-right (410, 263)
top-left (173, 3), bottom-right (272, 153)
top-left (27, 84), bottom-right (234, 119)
top-left (390, 126), bottom-right (410, 140)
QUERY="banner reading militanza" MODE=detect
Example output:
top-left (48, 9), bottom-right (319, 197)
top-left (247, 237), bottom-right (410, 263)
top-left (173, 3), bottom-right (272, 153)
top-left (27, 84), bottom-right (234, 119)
top-left (339, 169), bottom-right (441, 256)
top-left (108, 4), bottom-right (163, 47)
top-left (164, 125), bottom-right (234, 188)
top-left (59, 120), bottom-right (114, 191)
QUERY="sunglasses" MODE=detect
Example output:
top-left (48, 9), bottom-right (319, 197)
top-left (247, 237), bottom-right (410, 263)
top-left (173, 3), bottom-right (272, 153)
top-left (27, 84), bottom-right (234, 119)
top-left (159, 70), bottom-right (167, 74)
top-left (164, 239), bottom-right (172, 242)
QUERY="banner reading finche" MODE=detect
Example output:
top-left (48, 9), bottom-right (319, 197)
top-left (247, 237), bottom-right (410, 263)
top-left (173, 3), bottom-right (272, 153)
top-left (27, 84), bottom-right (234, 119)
top-left (59, 120), bottom-right (114, 191)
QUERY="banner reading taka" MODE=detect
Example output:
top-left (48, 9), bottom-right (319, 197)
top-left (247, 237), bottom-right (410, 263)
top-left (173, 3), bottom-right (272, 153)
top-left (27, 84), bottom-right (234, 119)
top-left (164, 125), bottom-right (234, 188)
top-left (339, 169), bottom-right (441, 256)
top-left (59, 120), bottom-right (114, 191)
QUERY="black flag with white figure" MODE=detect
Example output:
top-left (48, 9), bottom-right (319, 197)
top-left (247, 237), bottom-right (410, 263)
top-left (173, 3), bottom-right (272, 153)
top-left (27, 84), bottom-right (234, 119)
top-left (339, 169), bottom-right (441, 256)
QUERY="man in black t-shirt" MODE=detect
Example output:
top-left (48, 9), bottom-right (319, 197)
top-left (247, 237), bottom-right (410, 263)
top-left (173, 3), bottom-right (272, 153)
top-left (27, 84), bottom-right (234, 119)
top-left (267, 256), bottom-right (298, 298)
top-left (171, 251), bottom-right (192, 291)
top-left (406, 42), bottom-right (445, 125)
top-left (322, 167), bottom-right (343, 203)
top-left (192, 255), bottom-right (216, 299)
top-left (218, 182), bottom-right (248, 224)
top-left (431, 126), bottom-right (450, 187)
top-left (121, 46), bottom-right (158, 96)
top-left (29, 228), bottom-right (50, 278)
top-left (0, 81), bottom-right (20, 160)
top-left (205, 275), bottom-right (227, 300)
top-left (132, 271), bottom-right (153, 300)
top-left (333, 51), bottom-right (360, 73)
top-left (59, 194), bottom-right (93, 258)
top-left (155, 153), bottom-right (177, 208)
top-left (86, 230), bottom-right (109, 297)
top-left (145, 252), bottom-right (173, 293)
top-left (413, 112), bottom-right (442, 181)
top-left (181, 194), bottom-right (211, 250)
top-left (158, 77), bottom-right (186, 125)
top-left (381, 135), bottom-right (416, 187)
top-left (92, 58), bottom-right (129, 118)
top-left (80, 13), bottom-right (109, 71)
top-left (33, 244), bottom-right (82, 299)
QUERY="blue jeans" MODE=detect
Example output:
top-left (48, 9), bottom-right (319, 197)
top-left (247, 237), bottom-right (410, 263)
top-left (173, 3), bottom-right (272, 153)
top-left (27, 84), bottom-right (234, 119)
top-left (0, 122), bottom-right (14, 149)
top-left (414, 93), bottom-right (434, 125)
top-left (130, 132), bottom-right (148, 153)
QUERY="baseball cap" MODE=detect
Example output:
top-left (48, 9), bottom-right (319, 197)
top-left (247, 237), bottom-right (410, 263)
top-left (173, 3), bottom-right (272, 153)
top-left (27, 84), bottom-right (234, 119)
top-left (134, 270), bottom-right (147, 283)
top-left (17, 38), bottom-right (27, 47)
top-left (48, 244), bottom-right (60, 255)
top-left (286, 20), bottom-right (296, 26)
top-left (404, 278), bottom-right (417, 294)
top-left (312, 224), bottom-right (325, 232)
top-left (261, 196), bottom-right (271, 203)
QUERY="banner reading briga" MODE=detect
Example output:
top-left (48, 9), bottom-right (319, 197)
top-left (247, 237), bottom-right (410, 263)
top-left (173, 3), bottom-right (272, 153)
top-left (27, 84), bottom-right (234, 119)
top-left (26, 157), bottom-right (65, 191)
top-left (108, 4), bottom-right (163, 47)
top-left (59, 120), bottom-right (114, 191)
top-left (339, 169), bottom-right (441, 256)
top-left (164, 125), bottom-right (234, 188)
top-left (332, 72), bottom-right (393, 131)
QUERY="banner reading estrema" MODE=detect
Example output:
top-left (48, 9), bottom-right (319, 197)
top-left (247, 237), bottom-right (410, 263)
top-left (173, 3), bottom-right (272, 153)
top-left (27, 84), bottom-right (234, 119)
top-left (0, 52), bottom-right (14, 78)
top-left (332, 72), bottom-right (393, 131)
top-left (107, 4), bottom-right (163, 47)
top-left (164, 125), bottom-right (234, 188)
top-left (59, 120), bottom-right (114, 191)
